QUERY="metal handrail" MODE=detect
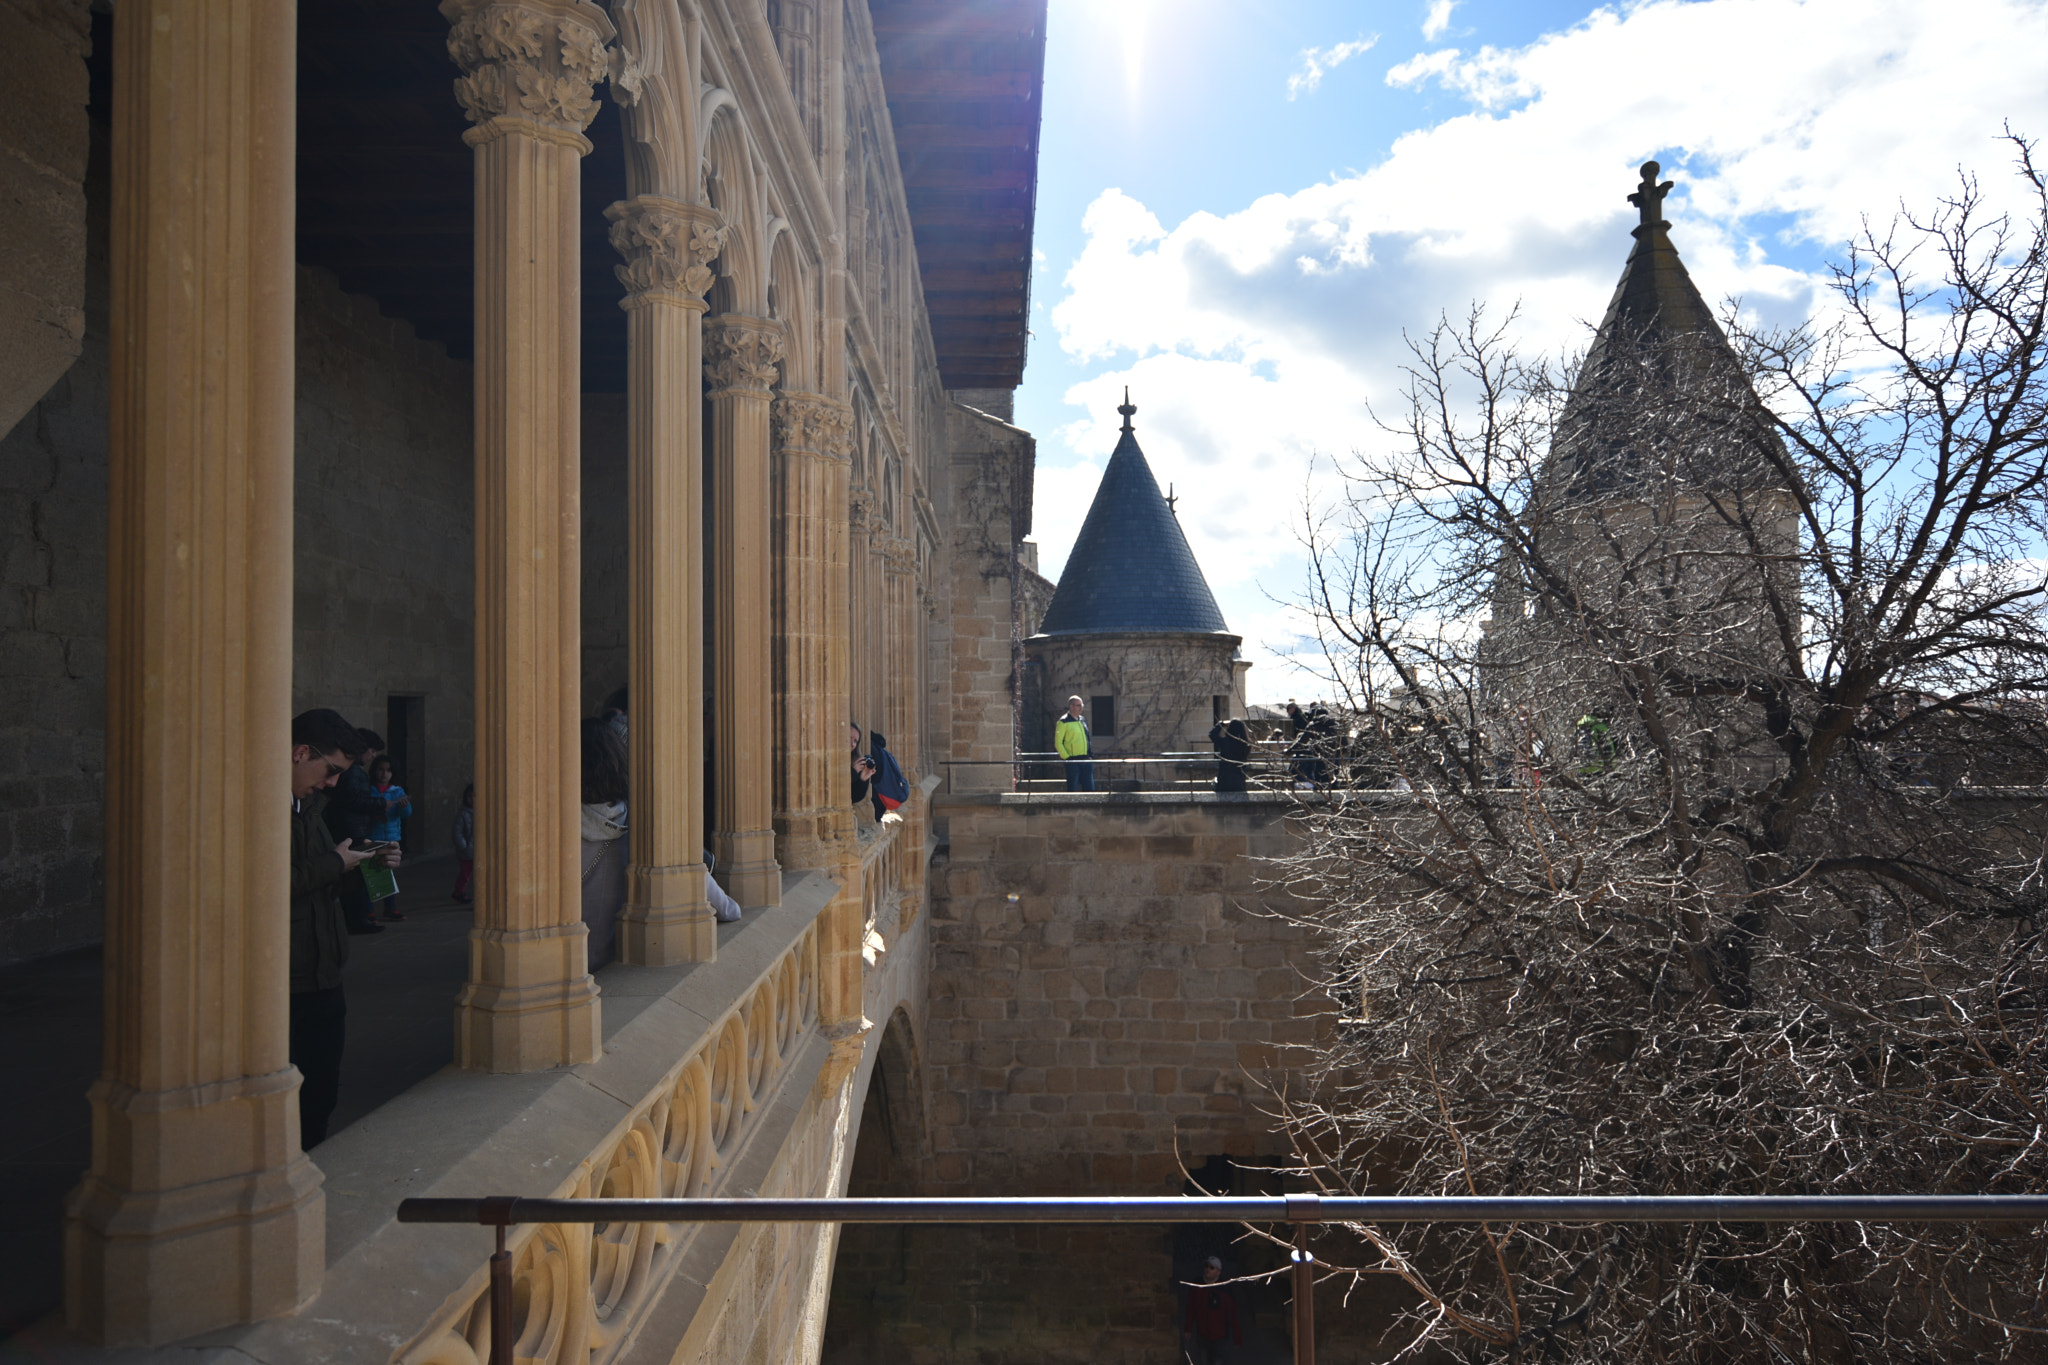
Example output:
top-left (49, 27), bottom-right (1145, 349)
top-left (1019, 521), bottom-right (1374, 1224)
top-left (396, 1193), bottom-right (2048, 1365)
top-left (940, 749), bottom-right (1309, 795)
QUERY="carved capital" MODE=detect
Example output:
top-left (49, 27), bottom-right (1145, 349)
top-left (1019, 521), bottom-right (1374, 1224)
top-left (605, 197), bottom-right (724, 303)
top-left (848, 485), bottom-right (877, 534)
top-left (704, 316), bottom-right (786, 396)
top-left (772, 392), bottom-right (854, 459)
top-left (881, 536), bottom-right (918, 572)
top-left (442, 0), bottom-right (615, 136)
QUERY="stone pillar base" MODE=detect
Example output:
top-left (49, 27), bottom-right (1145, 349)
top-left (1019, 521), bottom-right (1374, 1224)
top-left (64, 1069), bottom-right (323, 1346)
top-left (774, 807), bottom-right (853, 876)
top-left (714, 827), bottom-right (783, 907)
top-left (455, 926), bottom-right (602, 1072)
top-left (621, 861), bottom-right (716, 964)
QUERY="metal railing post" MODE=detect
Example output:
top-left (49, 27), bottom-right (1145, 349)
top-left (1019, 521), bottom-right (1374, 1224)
top-left (483, 1196), bottom-right (516, 1365)
top-left (1291, 1225), bottom-right (1315, 1365)
top-left (1287, 1192), bottom-right (1319, 1365)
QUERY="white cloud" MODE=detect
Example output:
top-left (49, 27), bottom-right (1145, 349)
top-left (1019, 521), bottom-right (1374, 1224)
top-left (1045, 0), bottom-right (2048, 683)
top-left (1422, 0), bottom-right (1461, 42)
top-left (1286, 36), bottom-right (1380, 100)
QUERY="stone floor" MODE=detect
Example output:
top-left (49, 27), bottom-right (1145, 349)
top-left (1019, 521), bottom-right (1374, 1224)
top-left (0, 853), bottom-right (471, 1343)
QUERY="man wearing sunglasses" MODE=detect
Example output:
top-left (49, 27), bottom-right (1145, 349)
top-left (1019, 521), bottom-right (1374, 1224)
top-left (289, 708), bottom-right (399, 1148)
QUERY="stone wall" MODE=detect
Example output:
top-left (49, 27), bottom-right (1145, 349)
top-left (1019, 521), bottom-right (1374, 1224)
top-left (0, 238), bottom-right (480, 959)
top-left (825, 793), bottom-right (1413, 1364)
top-left (0, 0), bottom-right (90, 440)
top-left (939, 402), bottom-right (1033, 792)
top-left (926, 794), bottom-right (1319, 1187)
top-left (291, 264), bottom-right (475, 860)
top-left (0, 98), bottom-right (106, 963)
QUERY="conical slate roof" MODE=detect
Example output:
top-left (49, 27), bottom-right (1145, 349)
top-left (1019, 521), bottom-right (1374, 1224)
top-left (1545, 161), bottom-right (1788, 502)
top-left (1038, 398), bottom-right (1230, 636)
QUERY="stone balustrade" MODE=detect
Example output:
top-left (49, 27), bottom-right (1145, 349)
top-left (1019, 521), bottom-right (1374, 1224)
top-left (406, 912), bottom-right (820, 1365)
top-left (196, 873), bottom-right (844, 1365)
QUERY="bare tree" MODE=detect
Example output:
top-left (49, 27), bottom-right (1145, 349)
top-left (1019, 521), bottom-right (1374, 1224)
top-left (1272, 145), bottom-right (2048, 1362)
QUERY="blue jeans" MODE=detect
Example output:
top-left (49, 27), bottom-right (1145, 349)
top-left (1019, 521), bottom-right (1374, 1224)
top-left (1064, 759), bottom-right (1095, 792)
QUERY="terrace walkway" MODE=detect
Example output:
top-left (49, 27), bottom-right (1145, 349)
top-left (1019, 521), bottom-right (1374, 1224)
top-left (4, 857), bottom-right (480, 1342)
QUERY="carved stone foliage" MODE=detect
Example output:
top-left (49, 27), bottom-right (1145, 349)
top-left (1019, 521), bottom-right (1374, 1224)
top-left (605, 198), bottom-right (724, 303)
top-left (849, 485), bottom-right (878, 534)
top-left (771, 393), bottom-right (853, 459)
top-left (881, 536), bottom-right (918, 573)
top-left (442, 0), bottom-right (614, 133)
top-left (703, 318), bottom-right (787, 395)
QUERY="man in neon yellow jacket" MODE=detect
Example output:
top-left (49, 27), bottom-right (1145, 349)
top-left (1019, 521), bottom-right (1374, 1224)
top-left (1055, 695), bottom-right (1094, 792)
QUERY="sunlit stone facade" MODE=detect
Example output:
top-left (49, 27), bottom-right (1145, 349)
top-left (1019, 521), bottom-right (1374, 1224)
top-left (0, 0), bottom-right (1045, 1357)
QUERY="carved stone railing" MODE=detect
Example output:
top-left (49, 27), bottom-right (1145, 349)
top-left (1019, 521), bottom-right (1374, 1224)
top-left (400, 915), bottom-right (822, 1365)
top-left (399, 912), bottom-right (815, 1358)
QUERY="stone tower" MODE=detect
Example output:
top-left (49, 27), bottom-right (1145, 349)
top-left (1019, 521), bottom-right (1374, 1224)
top-left (1486, 161), bottom-right (1800, 767)
top-left (1024, 395), bottom-right (1246, 760)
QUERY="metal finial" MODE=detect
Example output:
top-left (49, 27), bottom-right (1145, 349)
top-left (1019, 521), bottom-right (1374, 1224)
top-left (1117, 386), bottom-right (1136, 432)
top-left (1627, 160), bottom-right (1674, 233)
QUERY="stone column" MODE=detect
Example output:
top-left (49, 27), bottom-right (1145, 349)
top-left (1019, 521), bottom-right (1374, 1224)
top-left (881, 533), bottom-right (919, 889)
top-left (704, 316), bottom-right (786, 907)
top-left (882, 535), bottom-right (917, 773)
top-left (820, 486), bottom-right (868, 1032)
top-left (64, 0), bottom-right (320, 1345)
top-left (771, 393), bottom-right (854, 872)
top-left (607, 197), bottom-right (724, 963)
top-left (848, 483), bottom-right (877, 734)
top-left (444, 0), bottom-right (611, 1072)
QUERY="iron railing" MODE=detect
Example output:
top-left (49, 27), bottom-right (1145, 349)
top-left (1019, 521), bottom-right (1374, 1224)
top-left (943, 744), bottom-right (1311, 794)
top-left (396, 1192), bottom-right (2048, 1365)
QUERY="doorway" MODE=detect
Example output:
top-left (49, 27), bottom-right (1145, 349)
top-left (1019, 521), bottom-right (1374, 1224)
top-left (385, 694), bottom-right (426, 851)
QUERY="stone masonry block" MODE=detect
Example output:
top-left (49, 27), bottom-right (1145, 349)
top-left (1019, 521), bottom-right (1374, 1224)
top-left (1136, 968), bottom-right (1177, 1000)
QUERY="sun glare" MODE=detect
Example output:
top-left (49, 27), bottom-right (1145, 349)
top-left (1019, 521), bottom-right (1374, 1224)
top-left (1108, 0), bottom-right (1159, 104)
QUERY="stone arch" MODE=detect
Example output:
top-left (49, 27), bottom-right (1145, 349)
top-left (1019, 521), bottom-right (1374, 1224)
top-left (825, 1010), bottom-right (949, 1365)
top-left (700, 98), bottom-right (765, 315)
top-left (765, 218), bottom-right (813, 393)
top-left (847, 1007), bottom-right (926, 1194)
top-left (854, 398), bottom-right (877, 487)
top-left (610, 0), bottom-right (698, 199)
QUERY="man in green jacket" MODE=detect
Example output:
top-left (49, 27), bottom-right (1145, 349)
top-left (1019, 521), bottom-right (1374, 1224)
top-left (289, 708), bottom-right (395, 1148)
top-left (1056, 695), bottom-right (1095, 792)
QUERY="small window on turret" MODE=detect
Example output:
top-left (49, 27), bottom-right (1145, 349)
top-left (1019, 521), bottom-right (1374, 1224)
top-left (1092, 696), bottom-right (1116, 738)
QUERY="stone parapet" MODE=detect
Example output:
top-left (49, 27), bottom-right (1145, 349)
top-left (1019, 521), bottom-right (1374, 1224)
top-left (401, 878), bottom-right (833, 1365)
top-left (39, 874), bottom-right (839, 1364)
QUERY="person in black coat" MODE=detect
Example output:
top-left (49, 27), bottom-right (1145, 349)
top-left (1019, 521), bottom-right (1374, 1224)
top-left (323, 727), bottom-right (390, 934)
top-left (1209, 717), bottom-right (1251, 793)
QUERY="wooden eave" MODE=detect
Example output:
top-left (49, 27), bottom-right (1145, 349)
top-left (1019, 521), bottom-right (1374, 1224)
top-left (868, 0), bottom-right (1047, 391)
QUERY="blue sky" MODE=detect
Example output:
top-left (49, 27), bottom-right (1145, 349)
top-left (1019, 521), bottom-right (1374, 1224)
top-left (1011, 0), bottom-right (2048, 700)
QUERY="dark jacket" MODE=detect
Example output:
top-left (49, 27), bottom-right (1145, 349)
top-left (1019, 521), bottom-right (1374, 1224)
top-left (323, 763), bottom-right (383, 843)
top-left (1209, 721), bottom-right (1251, 794)
top-left (1184, 1284), bottom-right (1241, 1345)
top-left (292, 793), bottom-right (351, 993)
